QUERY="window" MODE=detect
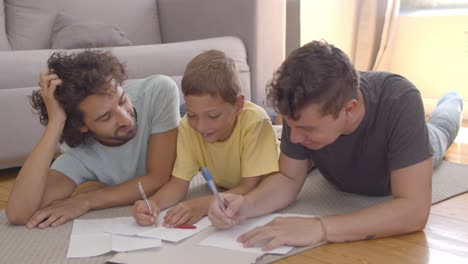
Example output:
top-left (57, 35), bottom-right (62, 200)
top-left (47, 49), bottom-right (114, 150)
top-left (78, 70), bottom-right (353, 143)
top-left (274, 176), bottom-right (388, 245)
top-left (401, 0), bottom-right (468, 10)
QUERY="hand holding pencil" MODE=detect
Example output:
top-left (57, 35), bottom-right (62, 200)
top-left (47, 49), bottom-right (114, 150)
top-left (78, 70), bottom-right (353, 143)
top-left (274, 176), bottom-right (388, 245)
top-left (202, 167), bottom-right (249, 229)
top-left (132, 181), bottom-right (160, 226)
top-left (133, 181), bottom-right (199, 229)
top-left (201, 167), bottom-right (227, 213)
top-left (208, 192), bottom-right (250, 229)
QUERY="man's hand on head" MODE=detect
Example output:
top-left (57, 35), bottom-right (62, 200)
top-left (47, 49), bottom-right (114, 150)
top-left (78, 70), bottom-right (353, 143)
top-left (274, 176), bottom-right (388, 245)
top-left (25, 195), bottom-right (91, 229)
top-left (38, 70), bottom-right (66, 125)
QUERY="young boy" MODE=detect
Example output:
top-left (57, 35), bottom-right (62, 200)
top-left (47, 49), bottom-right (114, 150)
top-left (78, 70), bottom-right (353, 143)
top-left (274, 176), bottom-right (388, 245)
top-left (132, 50), bottom-right (279, 226)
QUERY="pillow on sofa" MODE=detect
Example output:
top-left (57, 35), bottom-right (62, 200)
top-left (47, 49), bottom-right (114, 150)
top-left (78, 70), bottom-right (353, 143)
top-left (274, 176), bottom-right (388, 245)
top-left (50, 12), bottom-right (132, 49)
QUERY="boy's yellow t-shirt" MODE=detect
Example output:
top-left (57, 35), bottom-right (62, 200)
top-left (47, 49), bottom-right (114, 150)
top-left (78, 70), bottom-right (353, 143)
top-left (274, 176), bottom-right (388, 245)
top-left (172, 101), bottom-right (279, 189)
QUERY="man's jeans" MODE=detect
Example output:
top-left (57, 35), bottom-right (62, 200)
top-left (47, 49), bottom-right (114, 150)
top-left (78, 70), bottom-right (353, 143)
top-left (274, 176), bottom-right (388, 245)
top-left (427, 92), bottom-right (464, 168)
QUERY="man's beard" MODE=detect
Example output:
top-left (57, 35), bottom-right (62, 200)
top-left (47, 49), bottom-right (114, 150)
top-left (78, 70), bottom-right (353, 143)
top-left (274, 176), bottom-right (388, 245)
top-left (111, 122), bottom-right (138, 143)
top-left (90, 107), bottom-right (138, 146)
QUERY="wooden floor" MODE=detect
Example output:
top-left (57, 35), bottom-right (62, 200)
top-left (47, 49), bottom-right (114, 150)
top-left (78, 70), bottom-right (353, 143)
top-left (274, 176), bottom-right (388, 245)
top-left (1, 124), bottom-right (467, 264)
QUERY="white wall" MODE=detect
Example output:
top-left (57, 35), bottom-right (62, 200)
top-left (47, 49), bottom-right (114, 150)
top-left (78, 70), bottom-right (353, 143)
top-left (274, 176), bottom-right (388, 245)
top-left (300, 0), bottom-right (358, 57)
top-left (389, 11), bottom-right (468, 119)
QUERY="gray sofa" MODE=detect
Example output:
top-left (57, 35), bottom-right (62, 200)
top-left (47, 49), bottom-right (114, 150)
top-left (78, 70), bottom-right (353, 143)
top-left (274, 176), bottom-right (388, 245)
top-left (0, 0), bottom-right (286, 169)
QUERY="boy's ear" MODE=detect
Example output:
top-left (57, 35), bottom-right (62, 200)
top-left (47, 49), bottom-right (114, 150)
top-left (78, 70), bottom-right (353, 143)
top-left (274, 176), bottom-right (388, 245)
top-left (235, 95), bottom-right (245, 115)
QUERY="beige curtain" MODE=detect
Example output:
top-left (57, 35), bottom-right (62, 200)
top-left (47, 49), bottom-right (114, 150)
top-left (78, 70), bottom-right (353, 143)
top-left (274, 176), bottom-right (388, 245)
top-left (352, 0), bottom-right (400, 71)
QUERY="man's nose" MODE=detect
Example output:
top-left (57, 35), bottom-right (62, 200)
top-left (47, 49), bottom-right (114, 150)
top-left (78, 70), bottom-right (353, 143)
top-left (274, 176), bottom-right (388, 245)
top-left (116, 108), bottom-right (132, 126)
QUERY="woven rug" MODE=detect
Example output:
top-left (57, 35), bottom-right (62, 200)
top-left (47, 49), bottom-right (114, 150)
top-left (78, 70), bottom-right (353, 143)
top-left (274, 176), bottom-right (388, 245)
top-left (0, 160), bottom-right (467, 264)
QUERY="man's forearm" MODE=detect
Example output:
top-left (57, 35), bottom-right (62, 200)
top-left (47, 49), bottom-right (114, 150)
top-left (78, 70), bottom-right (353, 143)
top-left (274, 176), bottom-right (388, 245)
top-left (244, 172), bottom-right (304, 219)
top-left (324, 197), bottom-right (430, 242)
top-left (225, 177), bottom-right (261, 195)
top-left (81, 174), bottom-right (170, 211)
top-left (6, 122), bottom-right (65, 224)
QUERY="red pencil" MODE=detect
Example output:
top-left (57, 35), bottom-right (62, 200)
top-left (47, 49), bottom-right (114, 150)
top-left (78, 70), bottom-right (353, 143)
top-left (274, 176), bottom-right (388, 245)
top-left (174, 224), bottom-right (197, 229)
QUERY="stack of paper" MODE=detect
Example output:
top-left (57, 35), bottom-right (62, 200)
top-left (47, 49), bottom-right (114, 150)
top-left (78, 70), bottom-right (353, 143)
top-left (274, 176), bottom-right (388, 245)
top-left (104, 214), bottom-right (212, 242)
top-left (66, 218), bottom-right (162, 258)
top-left (68, 210), bottom-right (315, 261)
top-left (67, 210), bottom-right (213, 258)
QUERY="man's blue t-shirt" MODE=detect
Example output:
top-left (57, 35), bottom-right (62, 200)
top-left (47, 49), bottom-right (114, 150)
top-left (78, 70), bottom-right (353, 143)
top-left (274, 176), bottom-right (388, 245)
top-left (51, 75), bottom-right (181, 185)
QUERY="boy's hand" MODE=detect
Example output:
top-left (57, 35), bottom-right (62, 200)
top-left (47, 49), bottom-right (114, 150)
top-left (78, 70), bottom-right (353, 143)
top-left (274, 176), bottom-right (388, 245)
top-left (132, 199), bottom-right (160, 226)
top-left (39, 70), bottom-right (65, 125)
top-left (208, 193), bottom-right (248, 229)
top-left (163, 198), bottom-right (208, 227)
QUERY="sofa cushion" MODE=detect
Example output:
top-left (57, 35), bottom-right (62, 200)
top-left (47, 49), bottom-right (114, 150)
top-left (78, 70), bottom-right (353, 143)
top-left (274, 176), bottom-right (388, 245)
top-left (0, 1), bottom-right (9, 50)
top-left (111, 36), bottom-right (251, 103)
top-left (5, 0), bottom-right (161, 50)
top-left (50, 12), bottom-right (133, 49)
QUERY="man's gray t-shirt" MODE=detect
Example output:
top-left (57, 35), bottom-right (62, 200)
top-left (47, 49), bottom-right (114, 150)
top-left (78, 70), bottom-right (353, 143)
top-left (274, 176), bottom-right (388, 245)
top-left (281, 72), bottom-right (433, 196)
top-left (51, 75), bottom-right (181, 186)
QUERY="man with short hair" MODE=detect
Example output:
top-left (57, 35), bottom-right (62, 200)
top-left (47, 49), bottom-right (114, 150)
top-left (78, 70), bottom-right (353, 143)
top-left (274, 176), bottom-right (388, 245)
top-left (6, 50), bottom-right (180, 228)
top-left (208, 40), bottom-right (463, 249)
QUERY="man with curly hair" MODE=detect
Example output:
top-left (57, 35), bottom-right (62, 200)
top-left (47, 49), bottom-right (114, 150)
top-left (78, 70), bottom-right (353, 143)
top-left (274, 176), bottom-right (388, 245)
top-left (209, 40), bottom-right (463, 249)
top-left (6, 50), bottom-right (180, 228)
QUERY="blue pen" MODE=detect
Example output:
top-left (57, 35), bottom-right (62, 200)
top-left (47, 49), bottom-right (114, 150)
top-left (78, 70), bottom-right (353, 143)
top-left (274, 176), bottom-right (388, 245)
top-left (201, 167), bottom-right (227, 213)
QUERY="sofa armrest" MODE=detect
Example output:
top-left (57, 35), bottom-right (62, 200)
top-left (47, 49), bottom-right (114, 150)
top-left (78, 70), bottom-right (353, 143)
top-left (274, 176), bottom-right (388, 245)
top-left (0, 87), bottom-right (45, 169)
top-left (157, 0), bottom-right (286, 112)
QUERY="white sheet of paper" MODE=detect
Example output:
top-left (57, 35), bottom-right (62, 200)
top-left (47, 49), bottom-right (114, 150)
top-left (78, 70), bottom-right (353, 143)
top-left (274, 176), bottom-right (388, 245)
top-left (111, 234), bottom-right (162, 252)
top-left (73, 218), bottom-right (108, 234)
top-left (138, 216), bottom-right (212, 242)
top-left (104, 217), bottom-right (154, 236)
top-left (104, 210), bottom-right (212, 243)
top-left (67, 233), bottom-right (111, 258)
top-left (199, 214), bottom-right (316, 255)
top-left (67, 218), bottom-right (162, 258)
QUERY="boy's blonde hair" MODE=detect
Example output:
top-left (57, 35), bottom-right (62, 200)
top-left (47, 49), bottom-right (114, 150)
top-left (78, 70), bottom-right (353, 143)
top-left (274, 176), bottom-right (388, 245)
top-left (182, 50), bottom-right (241, 104)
